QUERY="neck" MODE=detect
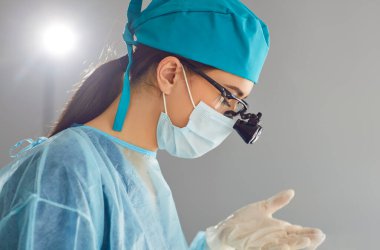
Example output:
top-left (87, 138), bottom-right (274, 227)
top-left (84, 89), bottom-right (162, 152)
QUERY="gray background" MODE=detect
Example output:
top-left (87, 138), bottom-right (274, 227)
top-left (1, 1), bottom-right (379, 249)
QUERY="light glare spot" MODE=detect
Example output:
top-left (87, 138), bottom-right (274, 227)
top-left (42, 22), bottom-right (76, 57)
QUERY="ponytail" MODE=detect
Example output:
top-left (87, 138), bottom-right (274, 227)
top-left (46, 44), bottom-right (215, 137)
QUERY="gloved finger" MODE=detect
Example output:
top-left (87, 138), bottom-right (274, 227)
top-left (223, 226), bottom-right (286, 249)
top-left (286, 226), bottom-right (324, 239)
top-left (263, 189), bottom-right (295, 216)
top-left (274, 236), bottom-right (311, 250)
top-left (285, 226), bottom-right (326, 250)
top-left (250, 226), bottom-right (295, 242)
top-left (285, 235), bottom-right (311, 249)
top-left (262, 242), bottom-right (290, 250)
top-left (227, 189), bottom-right (295, 221)
top-left (303, 233), bottom-right (326, 250)
top-left (242, 227), bottom-right (288, 246)
top-left (247, 229), bottom-right (307, 248)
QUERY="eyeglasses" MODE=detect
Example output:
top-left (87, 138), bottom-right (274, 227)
top-left (180, 59), bottom-right (249, 118)
top-left (179, 58), bottom-right (263, 144)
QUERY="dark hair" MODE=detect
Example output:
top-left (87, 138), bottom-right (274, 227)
top-left (46, 43), bottom-right (216, 137)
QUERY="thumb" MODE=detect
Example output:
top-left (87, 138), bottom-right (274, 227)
top-left (265, 189), bottom-right (295, 216)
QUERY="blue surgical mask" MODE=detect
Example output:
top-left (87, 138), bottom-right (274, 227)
top-left (156, 64), bottom-right (235, 159)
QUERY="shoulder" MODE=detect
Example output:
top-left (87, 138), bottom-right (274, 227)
top-left (41, 127), bottom-right (102, 180)
top-left (0, 127), bottom-right (103, 211)
top-left (39, 127), bottom-right (104, 202)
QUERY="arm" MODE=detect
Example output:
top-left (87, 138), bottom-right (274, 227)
top-left (0, 194), bottom-right (99, 250)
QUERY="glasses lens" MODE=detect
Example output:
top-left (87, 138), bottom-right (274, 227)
top-left (227, 98), bottom-right (246, 114)
top-left (234, 101), bottom-right (245, 113)
top-left (212, 96), bottom-right (227, 112)
top-left (212, 95), bottom-right (245, 116)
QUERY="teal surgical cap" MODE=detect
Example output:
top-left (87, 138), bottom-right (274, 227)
top-left (113, 0), bottom-right (270, 132)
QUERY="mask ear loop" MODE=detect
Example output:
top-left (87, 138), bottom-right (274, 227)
top-left (181, 64), bottom-right (196, 108)
top-left (162, 92), bottom-right (168, 115)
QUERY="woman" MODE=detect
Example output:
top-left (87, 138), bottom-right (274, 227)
top-left (0, 0), bottom-right (326, 249)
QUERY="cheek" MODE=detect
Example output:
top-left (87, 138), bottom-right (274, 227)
top-left (191, 82), bottom-right (219, 108)
top-left (167, 80), bottom-right (227, 127)
top-left (162, 80), bottom-right (209, 128)
top-left (165, 87), bottom-right (194, 128)
top-left (192, 85), bottom-right (231, 115)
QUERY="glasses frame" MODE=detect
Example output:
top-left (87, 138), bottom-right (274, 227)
top-left (180, 59), bottom-right (249, 117)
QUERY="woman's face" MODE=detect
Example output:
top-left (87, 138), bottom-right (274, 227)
top-left (156, 56), bottom-right (253, 128)
top-left (194, 68), bottom-right (253, 115)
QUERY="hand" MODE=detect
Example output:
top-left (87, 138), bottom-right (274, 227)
top-left (205, 189), bottom-right (326, 250)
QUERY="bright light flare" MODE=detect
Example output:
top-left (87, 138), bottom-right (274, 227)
top-left (41, 22), bottom-right (76, 57)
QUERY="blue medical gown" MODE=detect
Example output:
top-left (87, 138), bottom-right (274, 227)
top-left (0, 123), bottom-right (210, 249)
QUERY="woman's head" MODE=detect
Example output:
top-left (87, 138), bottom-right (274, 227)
top-left (47, 43), bottom-right (253, 137)
top-left (153, 55), bottom-right (253, 127)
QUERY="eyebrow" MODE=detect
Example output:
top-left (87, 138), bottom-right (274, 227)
top-left (224, 84), bottom-right (248, 99)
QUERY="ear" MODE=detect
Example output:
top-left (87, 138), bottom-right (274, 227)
top-left (156, 56), bottom-right (183, 96)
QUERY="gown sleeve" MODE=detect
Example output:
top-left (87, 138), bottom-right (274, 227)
top-left (189, 230), bottom-right (211, 250)
top-left (0, 134), bottom-right (104, 250)
top-left (0, 194), bottom-right (99, 249)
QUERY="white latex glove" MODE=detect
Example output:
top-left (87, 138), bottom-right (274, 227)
top-left (205, 189), bottom-right (326, 250)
